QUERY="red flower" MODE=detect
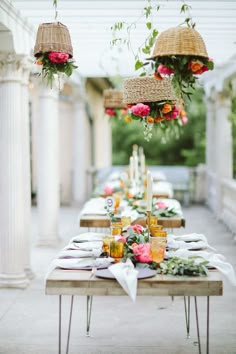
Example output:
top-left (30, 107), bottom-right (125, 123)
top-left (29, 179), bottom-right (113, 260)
top-left (127, 224), bottom-right (144, 234)
top-left (105, 108), bottom-right (116, 116)
top-left (48, 52), bottom-right (69, 64)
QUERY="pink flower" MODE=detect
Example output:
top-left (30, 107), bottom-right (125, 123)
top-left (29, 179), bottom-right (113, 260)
top-left (164, 114), bottom-right (172, 121)
top-left (131, 103), bottom-right (150, 117)
top-left (132, 243), bottom-right (152, 263)
top-left (127, 224), bottom-right (144, 234)
top-left (181, 116), bottom-right (188, 125)
top-left (157, 201), bottom-right (167, 209)
top-left (105, 108), bottom-right (116, 116)
top-left (117, 236), bottom-right (127, 243)
top-left (157, 64), bottom-right (174, 75)
top-left (104, 185), bottom-right (114, 195)
top-left (171, 106), bottom-right (179, 119)
top-left (48, 52), bottom-right (69, 64)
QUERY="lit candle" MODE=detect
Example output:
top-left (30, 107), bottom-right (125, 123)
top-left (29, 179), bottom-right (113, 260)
top-left (146, 170), bottom-right (153, 211)
top-left (140, 153), bottom-right (146, 175)
top-left (129, 156), bottom-right (134, 182)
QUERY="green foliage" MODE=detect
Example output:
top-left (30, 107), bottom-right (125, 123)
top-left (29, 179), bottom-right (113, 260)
top-left (112, 88), bottom-right (206, 167)
top-left (157, 256), bottom-right (209, 276)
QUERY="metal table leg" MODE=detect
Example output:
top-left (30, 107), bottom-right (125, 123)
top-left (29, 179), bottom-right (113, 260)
top-left (59, 295), bottom-right (62, 354)
top-left (194, 296), bottom-right (202, 354)
top-left (207, 296), bottom-right (210, 354)
top-left (184, 296), bottom-right (191, 338)
top-left (86, 295), bottom-right (93, 336)
top-left (66, 296), bottom-right (74, 354)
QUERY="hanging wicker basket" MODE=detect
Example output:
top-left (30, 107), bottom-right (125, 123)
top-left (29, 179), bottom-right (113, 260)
top-left (34, 22), bottom-right (73, 58)
top-left (103, 89), bottom-right (126, 109)
top-left (123, 76), bottom-right (176, 104)
top-left (149, 26), bottom-right (208, 59)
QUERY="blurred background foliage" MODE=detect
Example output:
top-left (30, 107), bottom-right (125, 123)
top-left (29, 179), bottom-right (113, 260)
top-left (111, 87), bottom-right (206, 166)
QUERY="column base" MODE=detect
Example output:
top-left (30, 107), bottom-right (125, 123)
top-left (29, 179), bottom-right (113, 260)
top-left (0, 272), bottom-right (30, 288)
top-left (24, 267), bottom-right (35, 280)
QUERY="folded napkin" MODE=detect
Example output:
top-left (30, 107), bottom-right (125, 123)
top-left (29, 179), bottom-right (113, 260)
top-left (153, 181), bottom-right (173, 198)
top-left (151, 171), bottom-right (167, 182)
top-left (58, 249), bottom-right (101, 259)
top-left (166, 249), bottom-right (236, 286)
top-left (167, 238), bottom-right (216, 251)
top-left (65, 241), bottom-right (102, 251)
top-left (70, 232), bottom-right (105, 243)
top-left (108, 259), bottom-right (139, 302)
top-left (168, 233), bottom-right (207, 243)
top-left (120, 208), bottom-right (140, 223)
top-left (47, 257), bottom-right (114, 272)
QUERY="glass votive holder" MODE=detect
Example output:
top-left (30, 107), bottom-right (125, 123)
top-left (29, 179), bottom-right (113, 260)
top-left (110, 239), bottom-right (124, 263)
top-left (149, 236), bottom-right (166, 264)
top-left (150, 216), bottom-right (158, 226)
top-left (102, 235), bottom-right (113, 256)
top-left (150, 226), bottom-right (165, 237)
top-left (110, 222), bottom-right (123, 236)
top-left (121, 216), bottom-right (131, 227)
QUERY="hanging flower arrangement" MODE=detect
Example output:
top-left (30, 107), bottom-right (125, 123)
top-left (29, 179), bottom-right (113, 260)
top-left (123, 76), bottom-right (185, 141)
top-left (34, 1), bottom-right (77, 87)
top-left (103, 89), bottom-right (127, 119)
top-left (149, 26), bottom-right (214, 100)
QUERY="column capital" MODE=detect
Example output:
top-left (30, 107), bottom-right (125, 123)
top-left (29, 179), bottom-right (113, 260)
top-left (0, 53), bottom-right (25, 82)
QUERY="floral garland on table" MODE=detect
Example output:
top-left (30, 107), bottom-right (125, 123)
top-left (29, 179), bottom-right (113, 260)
top-left (123, 100), bottom-right (183, 141)
top-left (36, 52), bottom-right (78, 87)
top-left (152, 200), bottom-right (179, 218)
top-left (153, 56), bottom-right (214, 101)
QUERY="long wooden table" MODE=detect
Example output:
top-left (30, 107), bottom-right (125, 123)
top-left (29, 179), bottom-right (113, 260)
top-left (79, 214), bottom-right (185, 229)
top-left (46, 268), bottom-right (223, 354)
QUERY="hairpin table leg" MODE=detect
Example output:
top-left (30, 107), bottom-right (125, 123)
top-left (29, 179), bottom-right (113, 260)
top-left (194, 296), bottom-right (202, 354)
top-left (86, 295), bottom-right (93, 336)
top-left (59, 295), bottom-right (62, 354)
top-left (66, 295), bottom-right (74, 354)
top-left (184, 296), bottom-right (191, 338)
top-left (206, 296), bottom-right (210, 354)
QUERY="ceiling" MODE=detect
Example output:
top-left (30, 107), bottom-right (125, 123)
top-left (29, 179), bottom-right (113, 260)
top-left (10, 0), bottom-right (236, 78)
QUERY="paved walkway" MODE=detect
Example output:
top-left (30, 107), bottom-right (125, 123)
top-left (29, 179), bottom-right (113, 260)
top-left (0, 205), bottom-right (236, 354)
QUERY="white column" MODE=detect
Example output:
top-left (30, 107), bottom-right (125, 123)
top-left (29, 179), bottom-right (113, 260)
top-left (37, 84), bottom-right (60, 245)
top-left (72, 99), bottom-right (89, 205)
top-left (206, 96), bottom-right (216, 172)
top-left (0, 54), bottom-right (29, 287)
top-left (21, 60), bottom-right (34, 278)
top-left (214, 92), bottom-right (232, 215)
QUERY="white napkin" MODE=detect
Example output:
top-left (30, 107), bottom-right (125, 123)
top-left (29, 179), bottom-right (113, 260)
top-left (166, 249), bottom-right (236, 286)
top-left (108, 259), bottom-right (139, 302)
top-left (58, 249), bottom-right (101, 259)
top-left (168, 233), bottom-right (207, 243)
top-left (120, 208), bottom-right (140, 223)
top-left (70, 232), bottom-right (105, 243)
top-left (65, 241), bottom-right (102, 251)
top-left (47, 257), bottom-right (114, 272)
top-left (167, 236), bottom-right (216, 251)
top-left (151, 171), bottom-right (167, 182)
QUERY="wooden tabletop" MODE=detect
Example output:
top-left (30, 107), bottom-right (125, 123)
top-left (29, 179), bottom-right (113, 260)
top-left (80, 214), bottom-right (185, 228)
top-left (46, 268), bottom-right (223, 297)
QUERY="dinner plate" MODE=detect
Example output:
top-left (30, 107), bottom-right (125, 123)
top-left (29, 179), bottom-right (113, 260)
top-left (95, 268), bottom-right (156, 279)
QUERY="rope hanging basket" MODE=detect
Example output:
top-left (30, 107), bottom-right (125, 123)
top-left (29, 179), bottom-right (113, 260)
top-left (123, 76), bottom-right (176, 104)
top-left (149, 26), bottom-right (208, 59)
top-left (34, 22), bottom-right (73, 58)
top-left (103, 89), bottom-right (126, 109)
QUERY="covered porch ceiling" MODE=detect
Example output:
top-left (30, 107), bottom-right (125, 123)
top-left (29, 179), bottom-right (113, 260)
top-left (11, 0), bottom-right (236, 78)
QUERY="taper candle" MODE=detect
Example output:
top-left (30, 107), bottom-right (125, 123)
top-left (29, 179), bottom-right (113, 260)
top-left (146, 170), bottom-right (153, 211)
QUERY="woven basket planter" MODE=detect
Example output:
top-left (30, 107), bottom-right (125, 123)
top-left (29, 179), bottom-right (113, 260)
top-left (103, 89), bottom-right (126, 109)
top-left (123, 77), bottom-right (176, 104)
top-left (34, 22), bottom-right (73, 58)
top-left (149, 26), bottom-right (208, 59)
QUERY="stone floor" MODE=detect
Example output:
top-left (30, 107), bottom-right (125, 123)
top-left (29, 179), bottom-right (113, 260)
top-left (0, 205), bottom-right (236, 354)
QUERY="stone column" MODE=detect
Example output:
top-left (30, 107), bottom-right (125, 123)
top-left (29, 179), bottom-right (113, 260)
top-left (72, 98), bottom-right (90, 205)
top-left (21, 59), bottom-right (34, 278)
top-left (0, 54), bottom-right (29, 287)
top-left (214, 92), bottom-right (233, 215)
top-left (37, 84), bottom-right (60, 245)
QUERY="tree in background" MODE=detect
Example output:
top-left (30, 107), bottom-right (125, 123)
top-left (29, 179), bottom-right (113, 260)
top-left (111, 88), bottom-right (206, 166)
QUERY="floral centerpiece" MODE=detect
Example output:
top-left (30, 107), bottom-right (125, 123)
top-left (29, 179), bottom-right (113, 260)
top-left (152, 200), bottom-right (180, 217)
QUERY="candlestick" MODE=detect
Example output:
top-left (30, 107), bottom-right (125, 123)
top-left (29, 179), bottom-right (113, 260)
top-left (146, 170), bottom-right (153, 212)
top-left (129, 156), bottom-right (134, 182)
top-left (140, 153), bottom-right (146, 175)
top-left (146, 210), bottom-right (151, 239)
top-left (134, 155), bottom-right (139, 184)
